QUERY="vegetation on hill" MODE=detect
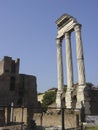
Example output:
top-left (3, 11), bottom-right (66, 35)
top-left (41, 91), bottom-right (56, 112)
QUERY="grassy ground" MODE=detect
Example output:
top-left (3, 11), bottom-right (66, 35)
top-left (85, 126), bottom-right (98, 130)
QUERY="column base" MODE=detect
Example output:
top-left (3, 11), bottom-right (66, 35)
top-left (76, 85), bottom-right (91, 114)
top-left (56, 90), bottom-right (62, 108)
top-left (76, 85), bottom-right (85, 109)
top-left (65, 88), bottom-right (72, 109)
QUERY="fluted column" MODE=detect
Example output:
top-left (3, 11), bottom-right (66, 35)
top-left (74, 24), bottom-right (86, 108)
top-left (74, 24), bottom-right (86, 85)
top-left (56, 38), bottom-right (64, 108)
top-left (65, 32), bottom-right (73, 108)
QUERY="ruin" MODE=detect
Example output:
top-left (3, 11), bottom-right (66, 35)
top-left (0, 14), bottom-right (98, 129)
top-left (55, 14), bottom-right (90, 113)
top-left (36, 14), bottom-right (98, 128)
top-left (0, 56), bottom-right (40, 126)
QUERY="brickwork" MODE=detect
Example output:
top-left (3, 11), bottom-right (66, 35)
top-left (0, 56), bottom-right (40, 125)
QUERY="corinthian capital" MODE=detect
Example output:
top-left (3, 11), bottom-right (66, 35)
top-left (74, 24), bottom-right (82, 32)
top-left (65, 32), bottom-right (71, 39)
top-left (56, 38), bottom-right (63, 47)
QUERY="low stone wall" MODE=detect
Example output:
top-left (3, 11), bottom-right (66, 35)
top-left (34, 110), bottom-right (80, 129)
top-left (13, 108), bottom-right (27, 124)
top-left (0, 124), bottom-right (22, 130)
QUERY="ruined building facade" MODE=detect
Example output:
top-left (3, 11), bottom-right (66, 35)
top-left (0, 56), bottom-right (39, 125)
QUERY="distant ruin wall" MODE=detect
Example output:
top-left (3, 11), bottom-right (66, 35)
top-left (13, 108), bottom-right (27, 124)
top-left (33, 110), bottom-right (80, 129)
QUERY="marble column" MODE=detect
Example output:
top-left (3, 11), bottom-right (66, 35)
top-left (74, 24), bottom-right (86, 108)
top-left (56, 38), bottom-right (64, 108)
top-left (65, 32), bottom-right (73, 108)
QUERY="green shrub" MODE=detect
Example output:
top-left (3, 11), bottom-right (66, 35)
top-left (41, 91), bottom-right (56, 112)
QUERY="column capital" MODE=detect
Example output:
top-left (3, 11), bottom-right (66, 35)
top-left (56, 37), bottom-right (63, 46)
top-left (74, 24), bottom-right (82, 32)
top-left (64, 32), bottom-right (71, 39)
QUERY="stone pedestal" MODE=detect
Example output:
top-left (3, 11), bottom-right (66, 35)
top-left (56, 90), bottom-right (62, 108)
top-left (76, 85), bottom-right (85, 108)
top-left (65, 88), bottom-right (72, 108)
top-left (76, 85), bottom-right (91, 114)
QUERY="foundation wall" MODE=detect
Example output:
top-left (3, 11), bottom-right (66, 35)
top-left (34, 110), bottom-right (80, 129)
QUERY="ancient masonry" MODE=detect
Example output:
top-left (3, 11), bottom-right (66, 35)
top-left (55, 14), bottom-right (90, 113)
top-left (0, 56), bottom-right (40, 125)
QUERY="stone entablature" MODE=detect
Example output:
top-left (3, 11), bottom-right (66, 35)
top-left (56, 14), bottom-right (77, 38)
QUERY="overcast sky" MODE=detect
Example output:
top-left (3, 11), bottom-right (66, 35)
top-left (0, 0), bottom-right (98, 92)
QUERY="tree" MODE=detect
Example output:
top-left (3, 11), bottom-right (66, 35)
top-left (41, 91), bottom-right (56, 111)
